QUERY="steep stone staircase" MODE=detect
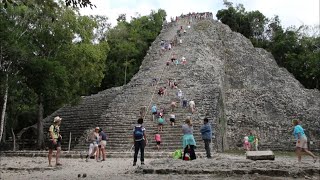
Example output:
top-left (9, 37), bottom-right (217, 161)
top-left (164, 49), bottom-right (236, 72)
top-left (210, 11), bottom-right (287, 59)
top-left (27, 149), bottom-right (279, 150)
top-left (17, 87), bottom-right (122, 150)
top-left (15, 15), bottom-right (319, 155)
top-left (72, 19), bottom-right (221, 153)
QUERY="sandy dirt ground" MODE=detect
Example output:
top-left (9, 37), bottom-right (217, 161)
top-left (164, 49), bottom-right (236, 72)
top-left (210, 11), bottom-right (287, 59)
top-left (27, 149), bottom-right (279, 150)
top-left (0, 153), bottom-right (319, 180)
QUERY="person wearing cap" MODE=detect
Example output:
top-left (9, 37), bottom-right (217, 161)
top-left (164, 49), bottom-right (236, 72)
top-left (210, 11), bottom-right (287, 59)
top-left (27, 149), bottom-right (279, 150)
top-left (85, 127), bottom-right (99, 161)
top-left (48, 116), bottom-right (62, 166)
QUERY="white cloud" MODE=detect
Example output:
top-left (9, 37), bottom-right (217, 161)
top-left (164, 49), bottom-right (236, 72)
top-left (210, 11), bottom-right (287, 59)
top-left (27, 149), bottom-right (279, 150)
top-left (80, 0), bottom-right (319, 28)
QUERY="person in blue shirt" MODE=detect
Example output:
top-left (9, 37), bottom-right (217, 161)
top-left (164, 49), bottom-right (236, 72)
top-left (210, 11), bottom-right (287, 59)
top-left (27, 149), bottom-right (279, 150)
top-left (151, 105), bottom-right (157, 121)
top-left (292, 119), bottom-right (317, 163)
top-left (200, 118), bottom-right (213, 158)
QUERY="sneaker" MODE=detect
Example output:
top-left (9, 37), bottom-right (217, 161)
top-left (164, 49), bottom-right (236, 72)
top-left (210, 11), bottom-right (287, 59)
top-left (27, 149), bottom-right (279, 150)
top-left (133, 162), bottom-right (136, 166)
top-left (141, 162), bottom-right (145, 165)
top-left (56, 163), bottom-right (62, 166)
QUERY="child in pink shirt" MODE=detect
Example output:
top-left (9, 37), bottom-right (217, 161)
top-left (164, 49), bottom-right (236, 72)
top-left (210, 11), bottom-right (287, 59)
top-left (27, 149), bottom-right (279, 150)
top-left (155, 133), bottom-right (161, 150)
top-left (243, 136), bottom-right (251, 151)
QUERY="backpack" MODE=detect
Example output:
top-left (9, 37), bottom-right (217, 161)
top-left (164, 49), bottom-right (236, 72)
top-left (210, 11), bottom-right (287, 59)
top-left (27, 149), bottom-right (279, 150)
top-left (134, 126), bottom-right (144, 140)
top-left (172, 149), bottom-right (182, 159)
top-left (48, 125), bottom-right (58, 139)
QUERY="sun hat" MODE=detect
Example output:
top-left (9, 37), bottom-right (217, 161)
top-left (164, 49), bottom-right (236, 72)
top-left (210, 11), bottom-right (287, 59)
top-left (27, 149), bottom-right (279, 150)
top-left (95, 127), bottom-right (100, 130)
top-left (53, 116), bottom-right (62, 123)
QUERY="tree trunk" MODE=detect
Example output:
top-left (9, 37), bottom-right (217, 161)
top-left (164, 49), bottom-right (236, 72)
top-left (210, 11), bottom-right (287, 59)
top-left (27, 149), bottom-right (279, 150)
top-left (2, 114), bottom-right (6, 142)
top-left (11, 128), bottom-right (16, 151)
top-left (37, 95), bottom-right (44, 149)
top-left (0, 73), bottom-right (8, 142)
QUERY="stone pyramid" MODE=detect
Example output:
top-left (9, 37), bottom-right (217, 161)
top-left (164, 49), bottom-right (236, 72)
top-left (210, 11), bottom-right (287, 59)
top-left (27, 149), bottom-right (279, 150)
top-left (18, 17), bottom-right (320, 153)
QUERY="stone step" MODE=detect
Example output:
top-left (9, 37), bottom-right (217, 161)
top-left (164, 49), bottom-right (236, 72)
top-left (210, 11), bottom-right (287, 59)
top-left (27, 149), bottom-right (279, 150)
top-left (1, 151), bottom-right (209, 158)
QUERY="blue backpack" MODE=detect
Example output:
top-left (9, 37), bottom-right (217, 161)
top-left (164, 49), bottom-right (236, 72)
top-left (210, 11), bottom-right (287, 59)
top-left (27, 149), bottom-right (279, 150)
top-left (134, 126), bottom-right (144, 140)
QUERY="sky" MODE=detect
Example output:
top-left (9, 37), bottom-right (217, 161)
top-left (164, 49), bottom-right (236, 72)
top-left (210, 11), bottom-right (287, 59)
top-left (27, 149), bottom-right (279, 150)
top-left (80, 0), bottom-right (320, 29)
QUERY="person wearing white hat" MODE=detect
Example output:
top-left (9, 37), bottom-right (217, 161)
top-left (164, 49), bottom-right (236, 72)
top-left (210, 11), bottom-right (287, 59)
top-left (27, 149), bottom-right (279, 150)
top-left (48, 116), bottom-right (62, 167)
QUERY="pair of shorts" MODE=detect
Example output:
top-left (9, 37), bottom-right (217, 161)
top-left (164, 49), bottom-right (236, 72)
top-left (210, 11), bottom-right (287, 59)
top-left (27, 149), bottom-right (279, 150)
top-left (158, 123), bottom-right (163, 126)
top-left (170, 118), bottom-right (175, 122)
top-left (296, 136), bottom-right (308, 149)
top-left (100, 140), bottom-right (107, 148)
top-left (152, 112), bottom-right (157, 115)
top-left (48, 139), bottom-right (61, 150)
top-left (171, 58), bottom-right (176, 62)
top-left (156, 141), bottom-right (161, 145)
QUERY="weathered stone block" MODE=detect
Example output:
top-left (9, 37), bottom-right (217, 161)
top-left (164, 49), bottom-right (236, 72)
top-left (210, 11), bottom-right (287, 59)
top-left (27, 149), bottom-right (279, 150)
top-left (246, 150), bottom-right (275, 161)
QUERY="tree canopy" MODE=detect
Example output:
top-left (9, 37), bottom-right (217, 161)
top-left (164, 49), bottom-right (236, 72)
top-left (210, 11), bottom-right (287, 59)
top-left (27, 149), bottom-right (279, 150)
top-left (217, 1), bottom-right (320, 90)
top-left (0, 0), bottom-right (166, 147)
top-left (0, 0), bottom-right (109, 147)
top-left (100, 9), bottom-right (166, 89)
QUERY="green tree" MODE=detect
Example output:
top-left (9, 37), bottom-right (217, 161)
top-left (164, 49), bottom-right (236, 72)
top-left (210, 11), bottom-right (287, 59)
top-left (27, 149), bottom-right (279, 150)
top-left (2, 0), bottom-right (95, 8)
top-left (0, 2), bottom-right (31, 142)
top-left (101, 9), bottom-right (166, 89)
top-left (1, 0), bottom-right (109, 148)
top-left (216, 3), bottom-right (267, 40)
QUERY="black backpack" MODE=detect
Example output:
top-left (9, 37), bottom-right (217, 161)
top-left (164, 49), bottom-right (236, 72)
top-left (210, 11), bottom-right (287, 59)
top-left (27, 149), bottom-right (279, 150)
top-left (134, 126), bottom-right (144, 140)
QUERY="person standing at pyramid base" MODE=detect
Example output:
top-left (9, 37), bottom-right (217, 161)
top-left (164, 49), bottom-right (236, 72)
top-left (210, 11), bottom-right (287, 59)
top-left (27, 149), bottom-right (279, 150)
top-left (133, 118), bottom-right (148, 166)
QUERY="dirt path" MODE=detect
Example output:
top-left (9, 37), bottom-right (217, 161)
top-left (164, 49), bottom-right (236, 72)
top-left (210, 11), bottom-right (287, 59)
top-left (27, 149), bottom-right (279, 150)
top-left (1, 153), bottom-right (319, 180)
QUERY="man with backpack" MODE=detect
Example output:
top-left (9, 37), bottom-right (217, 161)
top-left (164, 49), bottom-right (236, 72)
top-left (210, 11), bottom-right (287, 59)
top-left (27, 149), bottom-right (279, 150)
top-left (133, 118), bottom-right (148, 166)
